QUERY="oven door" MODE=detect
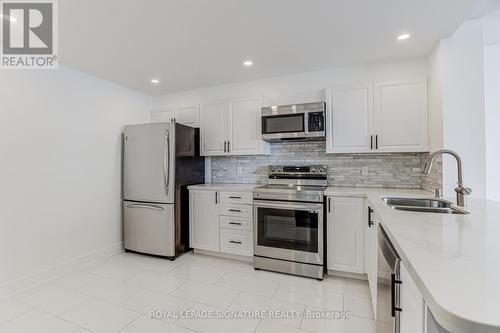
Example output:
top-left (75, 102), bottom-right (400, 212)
top-left (261, 113), bottom-right (306, 140)
top-left (253, 200), bottom-right (323, 265)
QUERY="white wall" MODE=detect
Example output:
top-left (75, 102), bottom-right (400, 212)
top-left (0, 66), bottom-right (151, 287)
top-left (152, 61), bottom-right (428, 110)
top-left (427, 43), bottom-right (444, 152)
top-left (483, 10), bottom-right (500, 201)
top-left (484, 44), bottom-right (500, 201)
top-left (437, 20), bottom-right (487, 198)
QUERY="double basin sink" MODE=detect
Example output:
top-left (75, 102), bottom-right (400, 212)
top-left (382, 197), bottom-right (469, 214)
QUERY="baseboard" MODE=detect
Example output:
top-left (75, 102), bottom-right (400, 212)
top-left (0, 242), bottom-right (124, 299)
top-left (194, 248), bottom-right (253, 262)
top-left (327, 269), bottom-right (367, 281)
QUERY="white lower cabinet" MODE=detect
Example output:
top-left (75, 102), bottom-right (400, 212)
top-left (325, 196), bottom-right (429, 332)
top-left (189, 188), bottom-right (253, 257)
top-left (401, 263), bottom-right (425, 333)
top-left (189, 190), bottom-right (220, 252)
top-left (220, 228), bottom-right (252, 256)
top-left (365, 205), bottom-right (378, 316)
top-left (326, 196), bottom-right (365, 274)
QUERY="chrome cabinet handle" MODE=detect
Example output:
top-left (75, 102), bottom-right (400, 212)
top-left (224, 141), bottom-right (227, 153)
top-left (229, 240), bottom-right (242, 244)
top-left (229, 222), bottom-right (242, 225)
top-left (229, 196), bottom-right (242, 199)
top-left (328, 198), bottom-right (331, 213)
top-left (126, 204), bottom-right (164, 211)
top-left (227, 141), bottom-right (230, 152)
top-left (163, 130), bottom-right (170, 196)
top-left (228, 209), bottom-right (241, 212)
top-left (375, 135), bottom-right (378, 149)
top-left (370, 135), bottom-right (373, 150)
top-left (215, 192), bottom-right (218, 204)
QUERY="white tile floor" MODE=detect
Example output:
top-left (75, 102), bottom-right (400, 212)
top-left (0, 252), bottom-right (377, 333)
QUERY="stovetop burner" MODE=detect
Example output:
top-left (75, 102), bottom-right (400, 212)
top-left (253, 165), bottom-right (328, 203)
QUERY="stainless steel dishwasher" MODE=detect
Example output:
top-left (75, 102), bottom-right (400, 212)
top-left (376, 225), bottom-right (402, 333)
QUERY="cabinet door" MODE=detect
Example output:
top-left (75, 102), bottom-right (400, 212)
top-left (175, 105), bottom-right (200, 127)
top-left (151, 111), bottom-right (174, 123)
top-left (200, 102), bottom-right (227, 156)
top-left (374, 79), bottom-right (429, 152)
top-left (401, 263), bottom-right (425, 333)
top-left (326, 197), bottom-right (365, 273)
top-left (189, 190), bottom-right (220, 251)
top-left (326, 85), bottom-right (373, 153)
top-left (227, 98), bottom-right (261, 155)
top-left (365, 206), bottom-right (378, 317)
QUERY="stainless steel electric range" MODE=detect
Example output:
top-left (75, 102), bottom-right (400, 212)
top-left (253, 165), bottom-right (327, 280)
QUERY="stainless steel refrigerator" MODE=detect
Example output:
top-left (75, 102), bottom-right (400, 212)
top-left (123, 122), bottom-right (204, 258)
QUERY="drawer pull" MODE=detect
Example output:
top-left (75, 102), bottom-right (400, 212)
top-left (229, 240), bottom-right (242, 244)
top-left (228, 209), bottom-right (241, 212)
top-left (229, 222), bottom-right (242, 225)
top-left (229, 196), bottom-right (242, 199)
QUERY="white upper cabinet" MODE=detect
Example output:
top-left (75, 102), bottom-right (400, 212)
top-left (200, 101), bottom-right (227, 156)
top-left (175, 105), bottom-right (200, 127)
top-left (228, 98), bottom-right (262, 155)
top-left (151, 105), bottom-right (199, 127)
top-left (151, 111), bottom-right (173, 123)
top-left (326, 79), bottom-right (429, 153)
top-left (200, 98), bottom-right (269, 156)
top-left (326, 84), bottom-right (373, 153)
top-left (373, 79), bottom-right (429, 152)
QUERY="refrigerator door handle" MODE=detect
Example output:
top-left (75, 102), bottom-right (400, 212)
top-left (163, 129), bottom-right (171, 196)
top-left (126, 203), bottom-right (165, 211)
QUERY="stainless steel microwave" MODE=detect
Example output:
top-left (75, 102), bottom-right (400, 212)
top-left (261, 102), bottom-right (326, 142)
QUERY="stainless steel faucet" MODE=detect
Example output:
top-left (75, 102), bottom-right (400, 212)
top-left (423, 149), bottom-right (471, 207)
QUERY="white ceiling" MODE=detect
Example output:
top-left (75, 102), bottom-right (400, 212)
top-left (59, 0), bottom-right (485, 95)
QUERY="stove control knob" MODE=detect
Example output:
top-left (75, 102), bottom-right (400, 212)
top-left (277, 167), bottom-right (282, 172)
top-left (311, 168), bottom-right (316, 173)
top-left (271, 167), bottom-right (276, 173)
top-left (318, 168), bottom-right (324, 173)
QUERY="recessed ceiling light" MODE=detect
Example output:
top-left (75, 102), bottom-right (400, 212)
top-left (151, 78), bottom-right (160, 85)
top-left (397, 33), bottom-right (411, 41)
top-left (243, 60), bottom-right (253, 67)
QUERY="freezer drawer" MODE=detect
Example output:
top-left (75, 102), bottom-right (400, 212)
top-left (123, 201), bottom-right (175, 257)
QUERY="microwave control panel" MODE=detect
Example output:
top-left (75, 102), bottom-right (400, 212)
top-left (308, 112), bottom-right (325, 132)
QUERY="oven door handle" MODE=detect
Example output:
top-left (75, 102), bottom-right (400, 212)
top-left (253, 200), bottom-right (323, 211)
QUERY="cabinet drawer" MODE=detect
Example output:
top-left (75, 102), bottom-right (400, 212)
top-left (219, 204), bottom-right (252, 218)
top-left (220, 229), bottom-right (252, 256)
top-left (220, 192), bottom-right (253, 205)
top-left (220, 216), bottom-right (252, 231)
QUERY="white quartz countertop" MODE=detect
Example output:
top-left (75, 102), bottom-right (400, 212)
top-left (325, 186), bottom-right (500, 333)
top-left (187, 183), bottom-right (260, 192)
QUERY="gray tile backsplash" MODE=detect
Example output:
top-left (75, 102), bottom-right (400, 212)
top-left (211, 141), bottom-right (442, 190)
top-left (420, 153), bottom-right (443, 193)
